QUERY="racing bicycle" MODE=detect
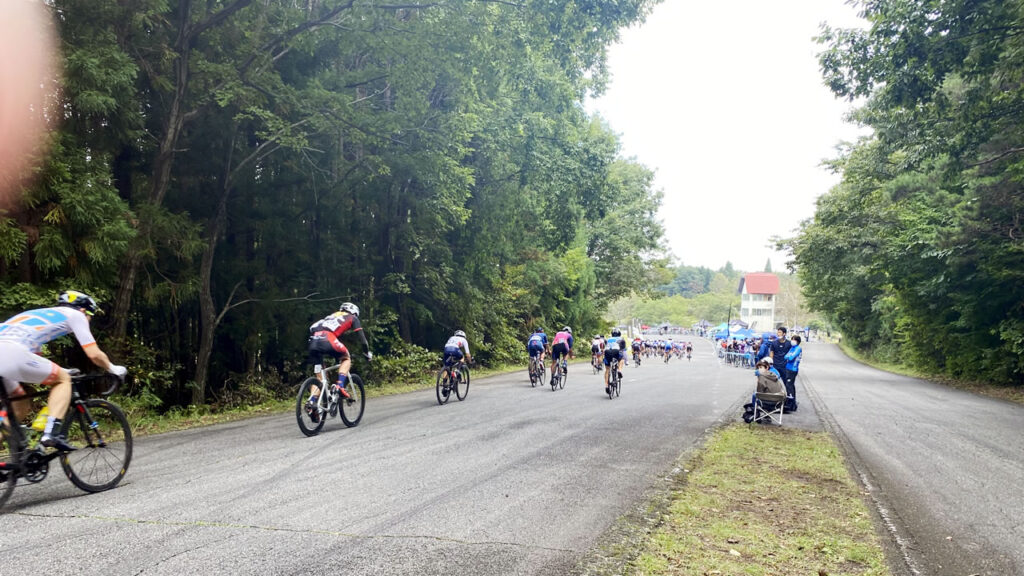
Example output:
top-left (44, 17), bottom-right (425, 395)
top-left (296, 361), bottom-right (366, 436)
top-left (528, 355), bottom-right (546, 387)
top-left (1, 370), bottom-right (132, 510)
top-left (437, 360), bottom-right (470, 405)
top-left (606, 364), bottom-right (622, 399)
top-left (550, 358), bottom-right (567, 391)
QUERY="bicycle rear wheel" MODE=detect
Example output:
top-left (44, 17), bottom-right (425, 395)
top-left (340, 374), bottom-right (365, 427)
top-left (436, 369), bottom-right (451, 405)
top-left (559, 364), bottom-right (567, 390)
top-left (60, 399), bottom-right (132, 493)
top-left (455, 366), bottom-right (470, 401)
top-left (296, 377), bottom-right (326, 437)
top-left (0, 411), bottom-right (20, 508)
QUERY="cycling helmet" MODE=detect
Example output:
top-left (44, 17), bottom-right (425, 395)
top-left (57, 290), bottom-right (99, 316)
top-left (454, 330), bottom-right (466, 338)
top-left (339, 302), bottom-right (360, 316)
top-left (562, 326), bottom-right (572, 334)
top-left (535, 327), bottom-right (544, 333)
top-left (611, 328), bottom-right (621, 337)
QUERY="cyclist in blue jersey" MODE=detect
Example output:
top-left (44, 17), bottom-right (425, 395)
top-left (603, 328), bottom-right (626, 394)
top-left (526, 328), bottom-right (548, 364)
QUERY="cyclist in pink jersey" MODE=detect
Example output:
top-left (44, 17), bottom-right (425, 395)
top-left (549, 327), bottom-right (574, 384)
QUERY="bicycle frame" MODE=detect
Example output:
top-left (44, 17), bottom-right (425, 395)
top-left (310, 363), bottom-right (344, 414)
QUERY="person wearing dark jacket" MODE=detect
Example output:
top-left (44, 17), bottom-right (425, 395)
top-left (770, 327), bottom-right (793, 410)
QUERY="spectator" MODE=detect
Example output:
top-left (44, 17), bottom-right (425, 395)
top-left (770, 326), bottom-right (792, 406)
top-left (742, 357), bottom-right (784, 423)
top-left (783, 334), bottom-right (803, 413)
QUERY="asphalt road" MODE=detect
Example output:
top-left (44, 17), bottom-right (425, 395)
top-left (2, 341), bottom-right (753, 575)
top-left (801, 342), bottom-right (1024, 576)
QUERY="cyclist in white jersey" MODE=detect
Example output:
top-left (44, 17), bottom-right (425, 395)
top-left (0, 290), bottom-right (127, 451)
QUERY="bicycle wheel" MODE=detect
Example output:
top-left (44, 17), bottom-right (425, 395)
top-left (455, 366), bottom-right (470, 401)
top-left (550, 373), bottom-right (558, 391)
top-left (436, 369), bottom-right (451, 405)
top-left (60, 399), bottom-right (132, 493)
top-left (607, 375), bottom-right (615, 400)
top-left (0, 411), bottom-right (20, 508)
top-left (296, 377), bottom-right (326, 437)
top-left (340, 374), bottom-right (365, 427)
top-left (559, 364), bottom-right (567, 390)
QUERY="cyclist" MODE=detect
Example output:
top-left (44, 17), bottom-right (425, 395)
top-left (526, 328), bottom-right (548, 367)
top-left (686, 341), bottom-right (693, 360)
top-left (443, 329), bottom-right (473, 367)
top-left (603, 328), bottom-right (626, 394)
top-left (590, 334), bottom-right (604, 369)
top-left (0, 290), bottom-right (127, 451)
top-left (631, 337), bottom-right (642, 364)
top-left (663, 337), bottom-right (673, 362)
top-left (549, 326), bottom-right (574, 384)
top-left (305, 302), bottom-right (371, 421)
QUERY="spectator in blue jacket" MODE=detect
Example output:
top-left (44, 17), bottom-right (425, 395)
top-left (783, 334), bottom-right (803, 412)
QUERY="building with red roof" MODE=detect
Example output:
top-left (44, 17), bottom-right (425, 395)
top-left (737, 273), bottom-right (779, 331)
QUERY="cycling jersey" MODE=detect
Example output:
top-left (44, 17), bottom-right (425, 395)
top-left (310, 312), bottom-right (362, 338)
top-left (528, 332), bottom-right (548, 348)
top-left (0, 306), bottom-right (100, 393)
top-left (605, 336), bottom-right (625, 351)
top-left (445, 335), bottom-right (470, 355)
top-left (0, 307), bottom-right (95, 354)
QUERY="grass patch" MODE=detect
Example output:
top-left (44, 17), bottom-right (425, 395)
top-left (839, 342), bottom-right (1024, 405)
top-left (629, 424), bottom-right (890, 576)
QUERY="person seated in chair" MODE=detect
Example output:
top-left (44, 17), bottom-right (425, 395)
top-left (743, 357), bottom-right (785, 422)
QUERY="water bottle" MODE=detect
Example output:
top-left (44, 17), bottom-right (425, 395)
top-left (31, 406), bottom-right (49, 431)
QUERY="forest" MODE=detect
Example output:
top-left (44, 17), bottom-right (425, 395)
top-left (785, 0), bottom-right (1024, 385)
top-left (0, 0), bottom-right (668, 409)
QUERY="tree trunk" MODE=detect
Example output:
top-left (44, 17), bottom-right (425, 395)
top-left (193, 187), bottom-right (229, 405)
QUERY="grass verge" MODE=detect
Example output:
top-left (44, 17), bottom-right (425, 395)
top-left (628, 424), bottom-right (890, 576)
top-left (838, 341), bottom-right (1024, 405)
top-left (118, 361), bottom-right (532, 438)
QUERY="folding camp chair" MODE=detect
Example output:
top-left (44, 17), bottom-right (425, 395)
top-left (752, 392), bottom-right (785, 425)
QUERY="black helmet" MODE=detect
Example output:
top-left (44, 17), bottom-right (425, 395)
top-left (57, 290), bottom-right (99, 316)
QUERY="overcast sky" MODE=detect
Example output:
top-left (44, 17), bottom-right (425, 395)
top-left (588, 0), bottom-right (869, 273)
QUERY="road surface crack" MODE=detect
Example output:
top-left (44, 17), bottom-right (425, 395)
top-left (13, 511), bottom-right (575, 554)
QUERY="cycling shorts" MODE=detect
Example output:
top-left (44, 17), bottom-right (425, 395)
top-left (443, 345), bottom-right (465, 366)
top-left (551, 342), bottom-right (570, 361)
top-left (306, 330), bottom-right (349, 366)
top-left (631, 343), bottom-right (641, 351)
top-left (0, 341), bottom-right (62, 393)
top-left (591, 344), bottom-right (600, 355)
top-left (528, 343), bottom-right (545, 358)
top-left (603, 348), bottom-right (624, 366)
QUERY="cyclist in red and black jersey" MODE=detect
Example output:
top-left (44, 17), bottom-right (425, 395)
top-left (305, 302), bottom-right (372, 417)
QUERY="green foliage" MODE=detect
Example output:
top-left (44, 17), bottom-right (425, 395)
top-left (8, 0), bottom-right (666, 410)
top-left (786, 0), bottom-right (1024, 384)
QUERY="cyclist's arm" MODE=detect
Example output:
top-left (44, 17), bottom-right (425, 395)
top-left (349, 315), bottom-right (371, 355)
top-left (82, 343), bottom-right (116, 372)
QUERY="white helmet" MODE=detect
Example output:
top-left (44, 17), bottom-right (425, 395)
top-left (563, 326), bottom-right (572, 334)
top-left (339, 302), bottom-right (360, 316)
top-left (454, 330), bottom-right (466, 338)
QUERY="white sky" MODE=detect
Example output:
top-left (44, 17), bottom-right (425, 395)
top-left (588, 0), bottom-right (870, 273)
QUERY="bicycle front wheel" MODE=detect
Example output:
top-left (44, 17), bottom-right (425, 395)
top-left (340, 374), bottom-right (365, 427)
top-left (296, 377), bottom-right (326, 437)
top-left (60, 399), bottom-right (132, 493)
top-left (436, 369), bottom-right (451, 405)
top-left (455, 366), bottom-right (470, 401)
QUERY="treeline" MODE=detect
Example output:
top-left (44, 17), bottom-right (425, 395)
top-left (0, 0), bottom-right (666, 408)
top-left (785, 0), bottom-right (1024, 384)
top-left (613, 261), bottom-right (817, 330)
